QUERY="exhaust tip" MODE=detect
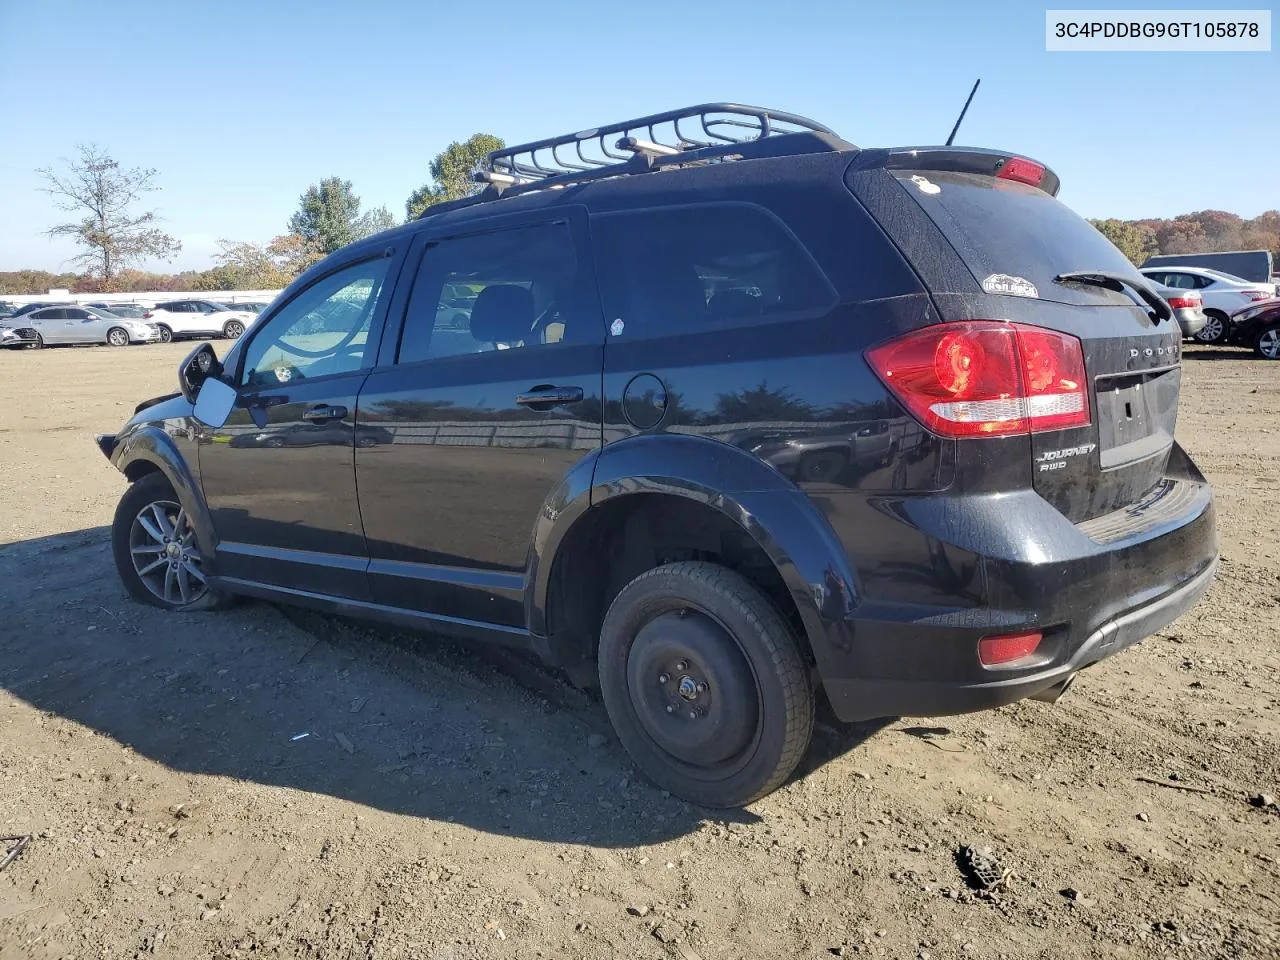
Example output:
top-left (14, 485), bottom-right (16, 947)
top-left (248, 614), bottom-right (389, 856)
top-left (1030, 673), bottom-right (1076, 704)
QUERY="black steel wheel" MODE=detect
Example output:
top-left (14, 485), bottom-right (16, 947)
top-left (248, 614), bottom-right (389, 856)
top-left (598, 561), bottom-right (813, 808)
top-left (111, 472), bottom-right (227, 611)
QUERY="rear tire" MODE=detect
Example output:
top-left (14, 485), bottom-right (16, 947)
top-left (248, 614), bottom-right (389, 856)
top-left (223, 319), bottom-right (245, 340)
top-left (111, 472), bottom-right (228, 611)
top-left (1255, 325), bottom-right (1280, 360)
top-left (1195, 311), bottom-right (1230, 345)
top-left (156, 325), bottom-right (173, 344)
top-left (107, 326), bottom-right (130, 347)
top-left (598, 561), bottom-right (814, 808)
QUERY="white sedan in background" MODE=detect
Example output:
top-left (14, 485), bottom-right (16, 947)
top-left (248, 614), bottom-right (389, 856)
top-left (0, 305), bottom-right (159, 349)
top-left (143, 299), bottom-right (255, 343)
top-left (1139, 266), bottom-right (1276, 344)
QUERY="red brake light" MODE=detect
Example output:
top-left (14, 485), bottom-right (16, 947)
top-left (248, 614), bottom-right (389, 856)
top-left (143, 310), bottom-right (153, 319)
top-left (978, 631), bottom-right (1042, 666)
top-left (867, 321), bottom-right (1090, 438)
top-left (1165, 295), bottom-right (1200, 310)
top-left (1246, 291), bottom-right (1271, 302)
top-left (995, 157), bottom-right (1045, 187)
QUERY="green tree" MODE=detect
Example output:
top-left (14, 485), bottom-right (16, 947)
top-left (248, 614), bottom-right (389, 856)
top-left (406, 133), bottom-right (505, 219)
top-left (36, 144), bottom-right (181, 282)
top-left (1089, 218), bottom-right (1157, 266)
top-left (355, 204), bottom-right (397, 238)
top-left (288, 177), bottom-right (364, 255)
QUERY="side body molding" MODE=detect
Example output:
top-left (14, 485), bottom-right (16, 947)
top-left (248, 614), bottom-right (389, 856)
top-left (110, 421), bottom-right (218, 563)
top-left (528, 434), bottom-right (862, 677)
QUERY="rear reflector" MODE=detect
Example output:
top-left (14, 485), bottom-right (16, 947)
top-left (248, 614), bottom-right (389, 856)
top-left (978, 631), bottom-right (1042, 666)
top-left (1165, 296), bottom-right (1201, 310)
top-left (867, 321), bottom-right (1091, 438)
top-left (995, 157), bottom-right (1045, 187)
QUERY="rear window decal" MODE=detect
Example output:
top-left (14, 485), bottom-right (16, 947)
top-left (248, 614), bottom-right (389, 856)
top-left (981, 274), bottom-right (1039, 299)
top-left (909, 175), bottom-right (941, 195)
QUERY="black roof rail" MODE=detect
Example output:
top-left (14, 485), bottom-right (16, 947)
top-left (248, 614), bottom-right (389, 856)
top-left (415, 104), bottom-right (845, 220)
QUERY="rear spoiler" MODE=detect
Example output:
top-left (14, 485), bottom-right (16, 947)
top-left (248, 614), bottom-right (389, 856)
top-left (873, 146), bottom-right (1061, 197)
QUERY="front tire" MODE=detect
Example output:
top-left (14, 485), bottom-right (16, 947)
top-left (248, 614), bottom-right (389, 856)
top-left (107, 326), bottom-right (130, 347)
top-left (598, 561), bottom-right (814, 808)
top-left (1195, 311), bottom-right (1230, 345)
top-left (1255, 325), bottom-right (1280, 360)
top-left (156, 325), bottom-right (174, 344)
top-left (223, 319), bottom-right (245, 340)
top-left (27, 332), bottom-right (43, 350)
top-left (111, 473), bottom-right (226, 611)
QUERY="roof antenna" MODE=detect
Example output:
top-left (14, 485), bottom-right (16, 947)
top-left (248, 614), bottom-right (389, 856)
top-left (945, 78), bottom-right (981, 146)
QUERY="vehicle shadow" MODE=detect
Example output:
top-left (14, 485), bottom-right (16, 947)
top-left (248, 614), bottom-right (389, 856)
top-left (0, 528), bottom-right (885, 847)
top-left (1182, 346), bottom-right (1254, 361)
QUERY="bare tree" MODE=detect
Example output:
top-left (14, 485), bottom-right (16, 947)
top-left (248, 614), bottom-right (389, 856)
top-left (37, 144), bottom-right (181, 281)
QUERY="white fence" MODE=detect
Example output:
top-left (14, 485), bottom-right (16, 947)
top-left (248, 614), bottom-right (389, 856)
top-left (1, 290), bottom-right (283, 308)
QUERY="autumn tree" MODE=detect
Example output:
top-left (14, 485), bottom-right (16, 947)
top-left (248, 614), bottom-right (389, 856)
top-left (1090, 218), bottom-right (1157, 266)
top-left (406, 133), bottom-right (505, 219)
top-left (36, 144), bottom-right (181, 283)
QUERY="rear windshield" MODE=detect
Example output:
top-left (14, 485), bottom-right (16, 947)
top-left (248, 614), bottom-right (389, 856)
top-left (893, 170), bottom-right (1142, 306)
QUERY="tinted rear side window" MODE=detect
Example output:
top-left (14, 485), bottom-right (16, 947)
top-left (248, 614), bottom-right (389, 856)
top-left (890, 170), bottom-right (1141, 306)
top-left (592, 203), bottom-right (836, 340)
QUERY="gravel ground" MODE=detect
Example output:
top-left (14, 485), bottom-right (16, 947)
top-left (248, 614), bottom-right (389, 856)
top-left (0, 341), bottom-right (1276, 960)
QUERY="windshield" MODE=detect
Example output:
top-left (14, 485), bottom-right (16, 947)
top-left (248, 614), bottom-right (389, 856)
top-left (892, 170), bottom-right (1140, 306)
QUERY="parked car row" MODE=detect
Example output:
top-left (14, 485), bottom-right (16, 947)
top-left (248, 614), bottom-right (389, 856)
top-left (0, 305), bottom-right (160, 348)
top-left (1139, 265), bottom-right (1277, 346)
top-left (0, 299), bottom-right (266, 350)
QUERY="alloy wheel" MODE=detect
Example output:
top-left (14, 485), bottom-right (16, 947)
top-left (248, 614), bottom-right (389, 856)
top-left (157, 326), bottom-right (173, 343)
top-left (1195, 314), bottom-right (1226, 343)
top-left (1259, 327), bottom-right (1280, 360)
top-left (224, 320), bottom-right (244, 339)
top-left (108, 327), bottom-right (129, 346)
top-left (128, 499), bottom-right (207, 605)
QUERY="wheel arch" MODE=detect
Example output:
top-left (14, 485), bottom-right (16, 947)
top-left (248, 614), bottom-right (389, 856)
top-left (111, 424), bottom-right (218, 560)
top-left (530, 434), bottom-right (860, 683)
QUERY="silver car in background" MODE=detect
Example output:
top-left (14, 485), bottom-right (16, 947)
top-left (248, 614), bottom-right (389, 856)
top-left (3, 305), bottom-right (160, 348)
top-left (1149, 280), bottom-right (1207, 339)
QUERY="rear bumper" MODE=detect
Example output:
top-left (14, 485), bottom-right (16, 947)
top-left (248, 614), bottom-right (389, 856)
top-left (817, 444), bottom-right (1218, 722)
top-left (824, 554), bottom-right (1216, 719)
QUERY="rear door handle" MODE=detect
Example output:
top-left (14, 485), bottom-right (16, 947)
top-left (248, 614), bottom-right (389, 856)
top-left (515, 385), bottom-right (583, 408)
top-left (301, 403), bottom-right (348, 422)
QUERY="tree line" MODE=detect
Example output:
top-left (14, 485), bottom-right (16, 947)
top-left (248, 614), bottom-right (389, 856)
top-left (1090, 210), bottom-right (1280, 267)
top-left (7, 140), bottom-right (1276, 297)
top-left (5, 135), bottom-right (503, 295)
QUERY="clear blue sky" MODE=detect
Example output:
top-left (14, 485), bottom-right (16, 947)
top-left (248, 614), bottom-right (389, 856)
top-left (0, 0), bottom-right (1274, 273)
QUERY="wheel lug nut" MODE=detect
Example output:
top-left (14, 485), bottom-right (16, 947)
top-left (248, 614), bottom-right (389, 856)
top-left (696, 682), bottom-right (708, 694)
top-left (676, 660), bottom-right (688, 671)
top-left (658, 673), bottom-right (670, 684)
top-left (665, 705), bottom-right (674, 714)
top-left (688, 708), bottom-right (700, 719)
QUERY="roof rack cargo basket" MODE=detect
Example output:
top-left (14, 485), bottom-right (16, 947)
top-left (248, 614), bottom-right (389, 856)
top-left (487, 102), bottom-right (835, 181)
top-left (416, 104), bottom-right (844, 219)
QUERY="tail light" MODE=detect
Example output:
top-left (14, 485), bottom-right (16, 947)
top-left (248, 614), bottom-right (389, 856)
top-left (995, 157), bottom-right (1045, 187)
top-left (143, 310), bottom-right (154, 319)
top-left (1165, 295), bottom-right (1201, 310)
top-left (867, 321), bottom-right (1090, 438)
top-left (978, 631), bottom-right (1042, 666)
top-left (1245, 291), bottom-right (1272, 302)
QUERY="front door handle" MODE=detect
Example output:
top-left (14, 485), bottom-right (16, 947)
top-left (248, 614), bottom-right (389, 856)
top-left (515, 385), bottom-right (583, 408)
top-left (301, 403), bottom-right (348, 422)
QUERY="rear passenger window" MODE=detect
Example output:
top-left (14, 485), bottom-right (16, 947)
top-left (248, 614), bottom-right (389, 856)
top-left (397, 222), bottom-right (585, 364)
top-left (592, 203), bottom-right (835, 340)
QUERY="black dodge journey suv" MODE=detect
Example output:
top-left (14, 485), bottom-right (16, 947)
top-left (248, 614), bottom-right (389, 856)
top-left (98, 104), bottom-right (1218, 807)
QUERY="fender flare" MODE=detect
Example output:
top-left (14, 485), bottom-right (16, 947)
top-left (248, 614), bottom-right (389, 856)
top-left (111, 423), bottom-right (219, 561)
top-left (529, 434), bottom-right (861, 672)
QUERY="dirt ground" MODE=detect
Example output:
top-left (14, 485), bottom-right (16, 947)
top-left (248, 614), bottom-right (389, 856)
top-left (0, 341), bottom-right (1277, 960)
